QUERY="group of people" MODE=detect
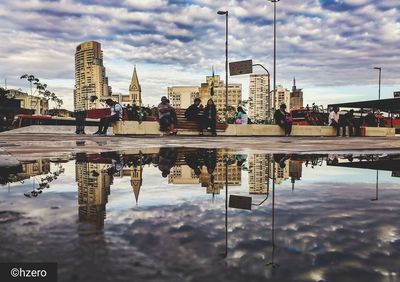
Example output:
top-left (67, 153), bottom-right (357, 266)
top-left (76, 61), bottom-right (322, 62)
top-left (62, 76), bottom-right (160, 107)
top-left (157, 96), bottom-right (218, 136)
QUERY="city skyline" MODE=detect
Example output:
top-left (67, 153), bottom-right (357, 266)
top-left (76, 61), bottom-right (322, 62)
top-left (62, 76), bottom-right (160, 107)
top-left (0, 0), bottom-right (399, 111)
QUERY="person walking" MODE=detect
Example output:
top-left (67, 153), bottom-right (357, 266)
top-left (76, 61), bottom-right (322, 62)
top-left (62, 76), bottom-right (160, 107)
top-left (94, 99), bottom-right (123, 136)
top-left (203, 99), bottom-right (217, 136)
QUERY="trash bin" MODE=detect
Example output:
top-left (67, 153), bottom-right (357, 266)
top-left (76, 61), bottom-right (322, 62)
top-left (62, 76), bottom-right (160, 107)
top-left (75, 110), bottom-right (86, 134)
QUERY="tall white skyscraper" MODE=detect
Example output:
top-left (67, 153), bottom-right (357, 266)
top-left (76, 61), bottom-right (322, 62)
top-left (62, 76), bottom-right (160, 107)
top-left (249, 74), bottom-right (270, 122)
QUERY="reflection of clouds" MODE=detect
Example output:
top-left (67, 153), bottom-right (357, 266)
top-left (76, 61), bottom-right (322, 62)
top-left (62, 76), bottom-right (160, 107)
top-left (1, 157), bottom-right (400, 281)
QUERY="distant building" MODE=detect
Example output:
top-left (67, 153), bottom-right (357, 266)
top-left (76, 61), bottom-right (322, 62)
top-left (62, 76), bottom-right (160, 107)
top-left (167, 86), bottom-right (200, 108)
top-left (74, 41), bottom-right (110, 111)
top-left (109, 66), bottom-right (142, 107)
top-left (290, 77), bottom-right (303, 109)
top-left (274, 85), bottom-right (290, 110)
top-left (199, 75), bottom-right (242, 117)
top-left (8, 89), bottom-right (48, 115)
top-left (46, 109), bottom-right (72, 117)
top-left (249, 74), bottom-right (270, 122)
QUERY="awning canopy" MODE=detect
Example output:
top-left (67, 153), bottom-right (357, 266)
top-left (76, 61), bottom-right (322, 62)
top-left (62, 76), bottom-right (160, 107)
top-left (328, 98), bottom-right (400, 113)
top-left (328, 159), bottom-right (400, 172)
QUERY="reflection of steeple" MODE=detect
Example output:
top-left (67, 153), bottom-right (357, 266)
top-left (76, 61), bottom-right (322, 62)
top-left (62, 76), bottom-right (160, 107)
top-left (130, 166), bottom-right (143, 204)
top-left (129, 65), bottom-right (141, 105)
top-left (289, 160), bottom-right (302, 191)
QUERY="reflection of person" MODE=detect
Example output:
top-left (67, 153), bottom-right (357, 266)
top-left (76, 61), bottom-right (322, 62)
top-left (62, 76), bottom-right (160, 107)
top-left (185, 98), bottom-right (205, 135)
top-left (94, 99), bottom-right (123, 136)
top-left (274, 104), bottom-right (292, 136)
top-left (158, 148), bottom-right (178, 177)
top-left (273, 154), bottom-right (291, 168)
top-left (327, 154), bottom-right (339, 165)
top-left (235, 154), bottom-right (247, 166)
top-left (202, 149), bottom-right (217, 174)
top-left (234, 106), bottom-right (248, 124)
top-left (185, 151), bottom-right (203, 176)
top-left (203, 99), bottom-right (217, 136)
top-left (157, 96), bottom-right (177, 135)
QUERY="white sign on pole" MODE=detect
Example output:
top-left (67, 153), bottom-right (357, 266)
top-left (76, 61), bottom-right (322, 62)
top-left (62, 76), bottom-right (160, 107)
top-left (229, 59), bottom-right (253, 76)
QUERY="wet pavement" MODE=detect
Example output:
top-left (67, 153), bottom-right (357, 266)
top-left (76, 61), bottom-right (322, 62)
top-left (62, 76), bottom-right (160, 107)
top-left (0, 148), bottom-right (399, 282)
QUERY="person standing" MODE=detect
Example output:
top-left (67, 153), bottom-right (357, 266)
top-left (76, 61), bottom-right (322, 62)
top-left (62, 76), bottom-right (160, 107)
top-left (185, 98), bottom-right (205, 135)
top-left (203, 99), bottom-right (217, 136)
top-left (94, 99), bottom-right (123, 136)
top-left (274, 104), bottom-right (292, 136)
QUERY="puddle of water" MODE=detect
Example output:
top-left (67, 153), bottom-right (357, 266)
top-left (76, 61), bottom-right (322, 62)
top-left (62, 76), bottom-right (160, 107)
top-left (0, 148), bottom-right (399, 282)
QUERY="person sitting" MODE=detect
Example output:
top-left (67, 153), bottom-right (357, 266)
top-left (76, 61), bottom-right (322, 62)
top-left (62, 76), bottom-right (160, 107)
top-left (343, 109), bottom-right (356, 136)
top-left (94, 99), bottom-right (123, 136)
top-left (328, 106), bottom-right (344, 136)
top-left (157, 96), bottom-right (177, 135)
top-left (185, 98), bottom-right (205, 135)
top-left (203, 98), bottom-right (217, 136)
top-left (364, 110), bottom-right (378, 127)
top-left (274, 104), bottom-right (292, 136)
top-left (234, 106), bottom-right (248, 124)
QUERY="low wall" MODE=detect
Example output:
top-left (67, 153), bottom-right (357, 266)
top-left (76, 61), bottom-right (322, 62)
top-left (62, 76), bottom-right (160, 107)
top-left (113, 121), bottom-right (395, 137)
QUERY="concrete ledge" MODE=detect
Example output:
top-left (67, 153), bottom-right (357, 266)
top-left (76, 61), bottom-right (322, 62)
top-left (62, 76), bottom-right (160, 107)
top-left (113, 121), bottom-right (395, 137)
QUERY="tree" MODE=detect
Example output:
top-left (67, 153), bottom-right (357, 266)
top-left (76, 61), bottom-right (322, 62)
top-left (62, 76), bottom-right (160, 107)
top-left (20, 74), bottom-right (63, 109)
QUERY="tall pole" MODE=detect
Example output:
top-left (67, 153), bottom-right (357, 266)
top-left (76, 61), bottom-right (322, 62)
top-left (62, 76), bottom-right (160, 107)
top-left (374, 67), bottom-right (381, 100)
top-left (270, 0), bottom-right (279, 122)
top-left (218, 11), bottom-right (229, 118)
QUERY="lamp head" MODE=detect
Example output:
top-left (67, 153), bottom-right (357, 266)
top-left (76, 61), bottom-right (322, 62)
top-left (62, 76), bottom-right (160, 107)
top-left (374, 67), bottom-right (381, 70)
top-left (217, 10), bottom-right (228, 15)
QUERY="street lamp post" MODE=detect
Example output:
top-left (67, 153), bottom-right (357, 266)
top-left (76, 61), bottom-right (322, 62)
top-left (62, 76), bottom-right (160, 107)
top-left (373, 67), bottom-right (381, 100)
top-left (217, 10), bottom-right (229, 118)
top-left (269, 0), bottom-right (279, 121)
top-left (252, 64), bottom-right (271, 121)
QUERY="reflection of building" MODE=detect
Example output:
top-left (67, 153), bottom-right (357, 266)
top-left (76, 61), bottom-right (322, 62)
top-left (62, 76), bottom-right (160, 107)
top-left (74, 41), bottom-right (110, 111)
top-left (249, 74), bottom-right (269, 122)
top-left (271, 160), bottom-right (289, 184)
top-left (169, 165), bottom-right (199, 184)
top-left (290, 77), bottom-right (303, 109)
top-left (110, 66), bottom-right (142, 106)
top-left (121, 165), bottom-right (143, 204)
top-left (274, 85), bottom-right (290, 110)
top-left (199, 75), bottom-right (242, 116)
top-left (289, 160), bottom-right (302, 189)
top-left (8, 89), bottom-right (48, 115)
top-left (76, 163), bottom-right (111, 227)
top-left (167, 86), bottom-right (200, 108)
top-left (248, 154), bottom-right (270, 194)
top-left (10, 159), bottom-right (51, 182)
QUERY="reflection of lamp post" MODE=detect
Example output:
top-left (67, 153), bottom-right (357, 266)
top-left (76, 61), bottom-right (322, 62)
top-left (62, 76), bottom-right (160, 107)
top-left (217, 10), bottom-right (228, 118)
top-left (373, 67), bottom-right (381, 100)
top-left (252, 64), bottom-right (271, 121)
top-left (269, 0), bottom-right (280, 117)
top-left (224, 155), bottom-right (229, 258)
top-left (267, 160), bottom-right (279, 268)
top-left (371, 170), bottom-right (379, 201)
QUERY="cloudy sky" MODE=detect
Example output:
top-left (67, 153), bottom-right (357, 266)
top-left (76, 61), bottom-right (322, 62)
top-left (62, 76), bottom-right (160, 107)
top-left (0, 0), bottom-right (399, 110)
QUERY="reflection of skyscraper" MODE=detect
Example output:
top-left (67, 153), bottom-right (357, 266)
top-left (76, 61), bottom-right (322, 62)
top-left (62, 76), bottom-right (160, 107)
top-left (289, 160), bottom-right (302, 189)
top-left (248, 154), bottom-right (270, 194)
top-left (76, 162), bottom-right (111, 227)
top-left (271, 159), bottom-right (289, 184)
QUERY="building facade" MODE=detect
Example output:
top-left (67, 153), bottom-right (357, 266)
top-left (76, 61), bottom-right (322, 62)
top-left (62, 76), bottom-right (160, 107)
top-left (199, 75), bottom-right (242, 117)
top-left (74, 41), bottom-right (110, 111)
top-left (274, 85), bottom-right (291, 110)
top-left (249, 74), bottom-right (270, 122)
top-left (167, 86), bottom-right (200, 108)
top-left (8, 89), bottom-right (48, 115)
top-left (290, 77), bottom-right (303, 109)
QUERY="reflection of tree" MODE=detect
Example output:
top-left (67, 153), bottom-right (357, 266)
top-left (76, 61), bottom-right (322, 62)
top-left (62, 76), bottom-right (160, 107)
top-left (24, 163), bottom-right (65, 198)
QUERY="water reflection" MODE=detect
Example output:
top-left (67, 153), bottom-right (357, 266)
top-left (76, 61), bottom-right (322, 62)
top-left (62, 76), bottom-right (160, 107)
top-left (1, 149), bottom-right (400, 281)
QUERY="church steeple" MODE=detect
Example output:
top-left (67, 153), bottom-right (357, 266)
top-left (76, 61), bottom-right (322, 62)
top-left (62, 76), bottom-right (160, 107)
top-left (292, 76), bottom-right (296, 92)
top-left (130, 166), bottom-right (143, 205)
top-left (129, 65), bottom-right (141, 105)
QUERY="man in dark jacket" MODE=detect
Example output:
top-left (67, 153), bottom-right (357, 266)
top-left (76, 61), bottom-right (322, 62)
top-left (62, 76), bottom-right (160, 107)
top-left (185, 98), bottom-right (205, 135)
